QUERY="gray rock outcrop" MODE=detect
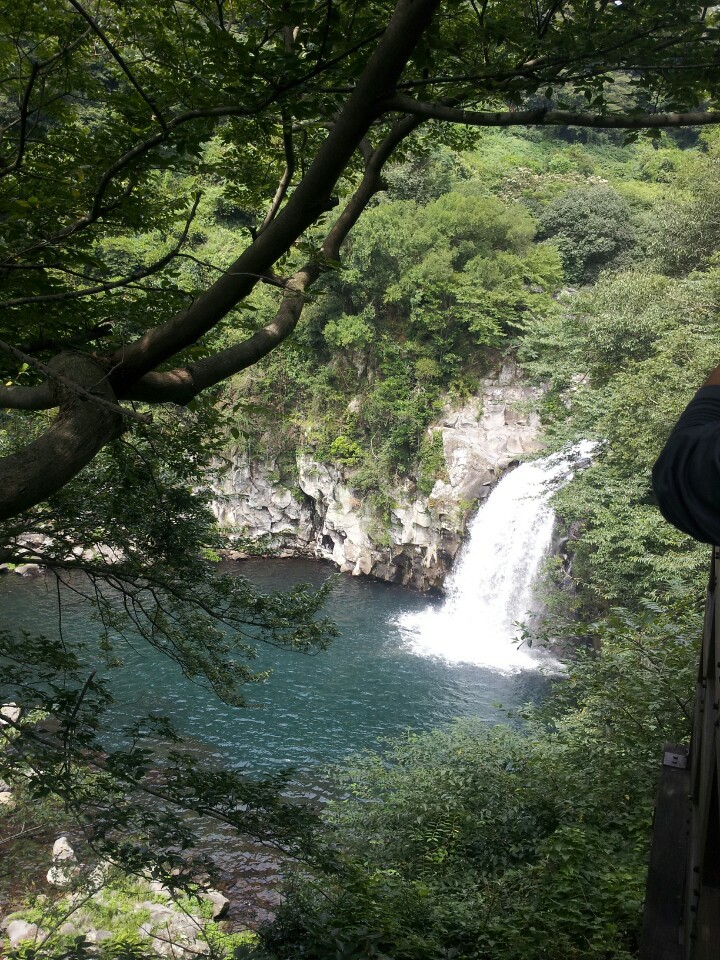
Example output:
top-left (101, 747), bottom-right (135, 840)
top-left (0, 704), bottom-right (20, 726)
top-left (207, 889), bottom-right (230, 920)
top-left (212, 363), bottom-right (543, 591)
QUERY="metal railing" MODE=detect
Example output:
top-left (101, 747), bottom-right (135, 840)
top-left (640, 549), bottom-right (720, 959)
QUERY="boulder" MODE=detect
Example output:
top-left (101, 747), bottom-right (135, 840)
top-left (149, 879), bottom-right (172, 898)
top-left (5, 919), bottom-right (43, 947)
top-left (140, 903), bottom-right (203, 957)
top-left (0, 704), bottom-right (20, 726)
top-left (47, 836), bottom-right (79, 887)
top-left (206, 889), bottom-right (230, 919)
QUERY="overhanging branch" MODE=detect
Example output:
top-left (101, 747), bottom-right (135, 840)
top-left (383, 95), bottom-right (720, 128)
top-left (124, 113), bottom-right (423, 406)
top-left (0, 340), bottom-right (149, 423)
top-left (126, 263), bottom-right (320, 404)
top-left (0, 354), bottom-right (126, 521)
top-left (0, 382), bottom-right (55, 411)
top-left (108, 0), bottom-right (443, 388)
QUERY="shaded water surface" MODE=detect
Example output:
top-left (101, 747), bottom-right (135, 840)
top-left (1, 558), bottom-right (554, 924)
top-left (0, 559), bottom-right (549, 773)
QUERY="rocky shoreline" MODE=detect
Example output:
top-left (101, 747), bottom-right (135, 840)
top-left (0, 702), bottom-right (245, 958)
top-left (1, 840), bottom-right (232, 959)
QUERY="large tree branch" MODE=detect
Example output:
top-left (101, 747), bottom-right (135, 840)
top-left (5, 0), bottom-right (719, 523)
top-left (124, 114), bottom-right (423, 405)
top-left (0, 339), bottom-right (149, 423)
top-left (0, 381), bottom-right (55, 410)
top-left (0, 353), bottom-right (125, 521)
top-left (125, 263), bottom-right (321, 404)
top-left (382, 95), bottom-right (720, 128)
top-left (109, 0), bottom-right (443, 390)
top-left (322, 112), bottom-right (422, 260)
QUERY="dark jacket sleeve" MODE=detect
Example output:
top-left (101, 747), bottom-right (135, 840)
top-left (652, 385), bottom-right (720, 544)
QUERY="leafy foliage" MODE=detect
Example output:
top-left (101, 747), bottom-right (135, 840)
top-left (537, 185), bottom-right (637, 284)
top-left (3, 0), bottom-right (720, 947)
top-left (263, 593), bottom-right (699, 960)
top-left (235, 184), bottom-right (562, 492)
top-left (520, 263), bottom-right (720, 607)
top-left (253, 127), bottom-right (720, 960)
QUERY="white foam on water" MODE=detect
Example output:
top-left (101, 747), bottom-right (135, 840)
top-left (396, 441), bottom-right (596, 671)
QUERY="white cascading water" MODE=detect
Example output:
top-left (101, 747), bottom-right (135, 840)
top-left (397, 441), bottom-right (596, 671)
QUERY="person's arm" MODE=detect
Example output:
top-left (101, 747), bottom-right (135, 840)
top-left (652, 365), bottom-right (720, 544)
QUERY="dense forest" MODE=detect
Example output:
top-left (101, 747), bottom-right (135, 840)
top-left (3, 1), bottom-right (720, 958)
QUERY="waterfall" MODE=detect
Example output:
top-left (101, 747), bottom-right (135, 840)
top-left (396, 441), bottom-right (596, 671)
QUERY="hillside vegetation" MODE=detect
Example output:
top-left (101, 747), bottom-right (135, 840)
top-left (4, 124), bottom-right (719, 958)
top-left (3, 3), bottom-right (720, 956)
top-left (235, 128), bottom-right (719, 959)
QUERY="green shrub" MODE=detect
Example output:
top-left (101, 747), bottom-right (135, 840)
top-left (417, 431), bottom-right (447, 495)
top-left (327, 435), bottom-right (364, 467)
top-left (538, 184), bottom-right (637, 284)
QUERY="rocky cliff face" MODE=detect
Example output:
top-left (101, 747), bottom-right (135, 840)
top-left (211, 364), bottom-right (543, 592)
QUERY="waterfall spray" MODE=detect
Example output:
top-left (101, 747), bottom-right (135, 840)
top-left (397, 441), bottom-right (596, 671)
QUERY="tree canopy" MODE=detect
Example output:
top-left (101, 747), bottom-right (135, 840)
top-left (2, 0), bottom-right (720, 520)
top-left (3, 0), bottom-right (720, 927)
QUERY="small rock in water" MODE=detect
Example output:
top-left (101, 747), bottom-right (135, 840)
top-left (13, 563), bottom-right (42, 576)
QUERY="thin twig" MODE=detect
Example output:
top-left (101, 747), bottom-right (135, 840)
top-left (0, 193), bottom-right (201, 310)
top-left (257, 111), bottom-right (296, 234)
top-left (67, 0), bottom-right (168, 131)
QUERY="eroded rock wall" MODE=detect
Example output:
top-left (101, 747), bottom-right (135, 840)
top-left (211, 363), bottom-right (543, 591)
